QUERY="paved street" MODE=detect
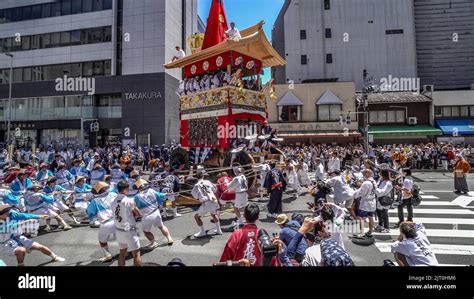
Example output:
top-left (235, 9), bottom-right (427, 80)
top-left (2, 172), bottom-right (473, 267)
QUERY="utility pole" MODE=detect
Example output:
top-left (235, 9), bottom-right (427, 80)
top-left (362, 69), bottom-right (371, 155)
top-left (5, 53), bottom-right (14, 146)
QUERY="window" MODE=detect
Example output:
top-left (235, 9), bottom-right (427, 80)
top-left (40, 34), bottom-right (51, 48)
top-left (104, 0), bottom-right (113, 10)
top-left (30, 35), bottom-right (40, 50)
top-left (370, 110), bottom-right (406, 124)
top-left (387, 110), bottom-right (396, 123)
top-left (301, 55), bottom-right (308, 65)
top-left (42, 3), bottom-right (51, 18)
top-left (104, 60), bottom-right (111, 75)
top-left (0, 10), bottom-right (5, 24)
top-left (70, 30), bottom-right (81, 45)
top-left (451, 106), bottom-right (460, 117)
top-left (103, 27), bottom-right (112, 42)
top-left (61, 0), bottom-right (72, 15)
top-left (11, 37), bottom-right (21, 52)
top-left (13, 68), bottom-right (23, 83)
top-left (318, 104), bottom-right (341, 122)
top-left (42, 65), bottom-right (52, 81)
top-left (471, 106), bottom-right (474, 117)
top-left (460, 106), bottom-right (469, 117)
top-left (71, 63), bottom-right (82, 77)
top-left (325, 28), bottom-right (332, 38)
top-left (51, 64), bottom-right (62, 79)
top-left (21, 36), bottom-right (31, 51)
top-left (82, 62), bottom-right (93, 77)
top-left (51, 32), bottom-right (61, 47)
top-left (92, 61), bottom-right (104, 76)
top-left (300, 30), bottom-right (306, 40)
top-left (51, 2), bottom-right (61, 17)
top-left (22, 6), bottom-right (32, 20)
top-left (82, 0), bottom-right (93, 13)
top-left (61, 64), bottom-right (72, 76)
top-left (31, 5), bottom-right (42, 19)
top-left (443, 106), bottom-right (452, 118)
top-left (324, 0), bottom-right (330, 10)
top-left (435, 107), bottom-right (442, 117)
top-left (23, 67), bottom-right (32, 82)
top-left (60, 32), bottom-right (71, 46)
top-left (12, 8), bottom-right (22, 22)
top-left (326, 53), bottom-right (333, 64)
top-left (386, 29), bottom-right (404, 35)
top-left (72, 0), bottom-right (82, 14)
top-left (93, 0), bottom-right (104, 11)
top-left (280, 106), bottom-right (299, 122)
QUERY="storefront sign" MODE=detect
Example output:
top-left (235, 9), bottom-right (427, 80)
top-left (124, 92), bottom-right (162, 100)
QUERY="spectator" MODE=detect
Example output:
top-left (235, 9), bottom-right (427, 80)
top-left (391, 222), bottom-right (439, 266)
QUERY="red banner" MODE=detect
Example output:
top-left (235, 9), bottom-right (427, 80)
top-left (201, 0), bottom-right (229, 50)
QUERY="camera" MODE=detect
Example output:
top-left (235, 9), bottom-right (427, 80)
top-left (258, 229), bottom-right (278, 266)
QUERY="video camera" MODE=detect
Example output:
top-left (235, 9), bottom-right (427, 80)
top-left (258, 229), bottom-right (279, 266)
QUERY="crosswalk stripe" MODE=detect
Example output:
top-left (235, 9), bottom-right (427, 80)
top-left (373, 229), bottom-right (473, 238)
top-left (420, 195), bottom-right (440, 199)
top-left (388, 217), bottom-right (474, 225)
top-left (418, 201), bottom-right (455, 206)
top-left (388, 209), bottom-right (474, 215)
top-left (375, 243), bottom-right (474, 256)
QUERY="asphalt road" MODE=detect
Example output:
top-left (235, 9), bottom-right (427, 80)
top-left (2, 172), bottom-right (473, 266)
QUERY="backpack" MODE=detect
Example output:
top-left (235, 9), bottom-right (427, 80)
top-left (411, 184), bottom-right (422, 207)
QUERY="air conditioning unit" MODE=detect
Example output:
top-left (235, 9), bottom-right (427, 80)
top-left (423, 85), bottom-right (434, 92)
top-left (408, 117), bottom-right (418, 126)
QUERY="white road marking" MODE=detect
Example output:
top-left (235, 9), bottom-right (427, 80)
top-left (389, 209), bottom-right (474, 215)
top-left (420, 195), bottom-right (440, 200)
top-left (418, 201), bottom-right (454, 206)
top-left (388, 217), bottom-right (474, 225)
top-left (373, 229), bottom-right (473, 238)
top-left (452, 195), bottom-right (474, 208)
top-left (375, 243), bottom-right (474, 256)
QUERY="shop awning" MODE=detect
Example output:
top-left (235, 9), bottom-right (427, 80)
top-left (278, 131), bottom-right (361, 138)
top-left (367, 126), bottom-right (443, 138)
top-left (435, 119), bottom-right (474, 135)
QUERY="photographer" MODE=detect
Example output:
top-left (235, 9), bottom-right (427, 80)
top-left (287, 218), bottom-right (354, 267)
top-left (220, 203), bottom-right (280, 266)
top-left (275, 214), bottom-right (308, 263)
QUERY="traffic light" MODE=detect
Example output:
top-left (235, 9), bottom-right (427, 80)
top-left (345, 115), bottom-right (352, 126)
top-left (90, 122), bottom-right (100, 132)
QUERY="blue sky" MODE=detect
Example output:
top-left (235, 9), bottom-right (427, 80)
top-left (198, 0), bottom-right (286, 82)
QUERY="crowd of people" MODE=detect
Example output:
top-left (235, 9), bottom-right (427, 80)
top-left (280, 143), bottom-right (473, 172)
top-left (0, 140), bottom-right (471, 267)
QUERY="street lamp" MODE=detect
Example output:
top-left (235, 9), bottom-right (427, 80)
top-left (390, 105), bottom-right (408, 124)
top-left (5, 53), bottom-right (13, 146)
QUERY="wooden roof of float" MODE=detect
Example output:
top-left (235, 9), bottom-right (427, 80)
top-left (164, 21), bottom-right (286, 69)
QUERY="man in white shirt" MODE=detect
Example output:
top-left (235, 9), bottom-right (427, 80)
top-left (391, 222), bottom-right (439, 266)
top-left (226, 167), bottom-right (248, 227)
top-left (314, 158), bottom-right (326, 181)
top-left (326, 170), bottom-right (355, 213)
top-left (110, 180), bottom-right (142, 266)
top-left (327, 152), bottom-right (341, 173)
top-left (353, 169), bottom-right (377, 237)
top-left (225, 22), bottom-right (241, 41)
top-left (171, 46), bottom-right (186, 62)
top-left (191, 171), bottom-right (221, 238)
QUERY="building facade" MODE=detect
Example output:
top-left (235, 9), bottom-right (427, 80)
top-left (356, 92), bottom-right (442, 144)
top-left (272, 0), bottom-right (418, 90)
top-left (268, 82), bottom-right (360, 145)
top-left (0, 0), bottom-right (198, 149)
top-left (414, 0), bottom-right (474, 91)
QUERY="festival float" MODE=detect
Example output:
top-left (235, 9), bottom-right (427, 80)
top-left (163, 0), bottom-right (286, 203)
